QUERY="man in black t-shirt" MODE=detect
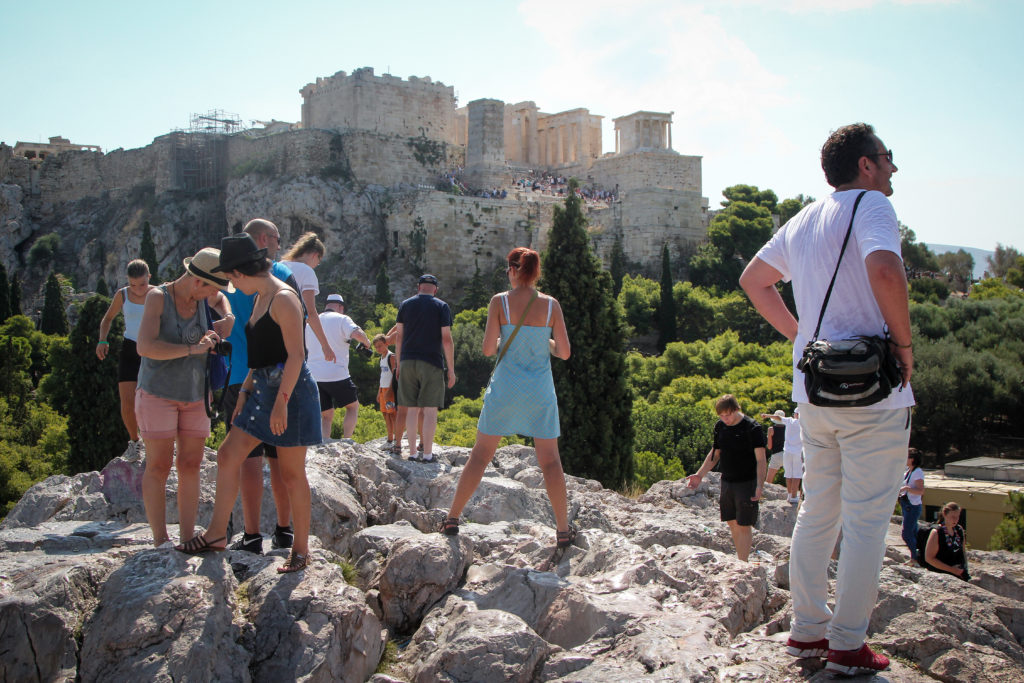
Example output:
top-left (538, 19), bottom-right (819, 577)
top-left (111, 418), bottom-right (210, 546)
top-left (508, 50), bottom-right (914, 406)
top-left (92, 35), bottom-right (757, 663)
top-left (686, 394), bottom-right (767, 561)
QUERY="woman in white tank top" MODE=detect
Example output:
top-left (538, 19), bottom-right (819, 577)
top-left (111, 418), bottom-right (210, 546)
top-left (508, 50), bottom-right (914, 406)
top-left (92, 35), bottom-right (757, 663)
top-left (96, 259), bottom-right (158, 457)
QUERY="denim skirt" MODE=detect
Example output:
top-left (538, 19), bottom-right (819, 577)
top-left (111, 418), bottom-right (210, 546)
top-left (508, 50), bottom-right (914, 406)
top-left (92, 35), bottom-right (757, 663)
top-left (233, 364), bottom-right (322, 447)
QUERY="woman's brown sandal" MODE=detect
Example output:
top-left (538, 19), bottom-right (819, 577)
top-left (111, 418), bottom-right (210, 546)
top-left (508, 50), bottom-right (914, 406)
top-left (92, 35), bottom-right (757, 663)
top-left (441, 517), bottom-right (460, 536)
top-left (277, 551), bottom-right (309, 574)
top-left (556, 523), bottom-right (578, 549)
top-left (176, 534), bottom-right (226, 555)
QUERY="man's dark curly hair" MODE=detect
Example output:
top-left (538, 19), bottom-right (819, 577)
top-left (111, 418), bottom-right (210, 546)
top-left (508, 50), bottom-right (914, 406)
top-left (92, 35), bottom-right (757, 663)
top-left (820, 123), bottom-right (878, 188)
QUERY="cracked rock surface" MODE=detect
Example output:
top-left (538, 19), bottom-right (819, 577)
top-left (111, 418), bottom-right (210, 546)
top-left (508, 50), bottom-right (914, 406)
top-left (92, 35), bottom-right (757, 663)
top-left (1, 440), bottom-right (1022, 682)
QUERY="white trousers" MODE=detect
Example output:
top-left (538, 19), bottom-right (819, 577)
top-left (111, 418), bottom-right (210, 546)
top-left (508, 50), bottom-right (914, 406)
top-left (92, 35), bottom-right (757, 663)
top-left (789, 403), bottom-right (911, 651)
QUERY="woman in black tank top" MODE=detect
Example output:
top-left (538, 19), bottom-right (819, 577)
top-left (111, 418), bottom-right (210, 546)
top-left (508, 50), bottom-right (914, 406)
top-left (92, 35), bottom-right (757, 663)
top-left (178, 234), bottom-right (321, 574)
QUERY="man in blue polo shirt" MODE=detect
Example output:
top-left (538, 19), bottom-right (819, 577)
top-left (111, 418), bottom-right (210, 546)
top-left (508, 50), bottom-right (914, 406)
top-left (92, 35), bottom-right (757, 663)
top-left (395, 274), bottom-right (455, 463)
top-left (220, 218), bottom-right (299, 554)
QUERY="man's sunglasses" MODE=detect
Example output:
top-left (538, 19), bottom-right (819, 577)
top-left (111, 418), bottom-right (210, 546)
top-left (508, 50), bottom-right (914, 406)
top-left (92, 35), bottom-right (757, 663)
top-left (866, 149), bottom-right (893, 164)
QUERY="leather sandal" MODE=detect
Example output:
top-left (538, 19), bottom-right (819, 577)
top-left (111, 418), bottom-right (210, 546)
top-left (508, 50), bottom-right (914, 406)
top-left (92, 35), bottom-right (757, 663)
top-left (277, 551), bottom-right (309, 574)
top-left (556, 523), bottom-right (578, 549)
top-left (176, 534), bottom-right (226, 555)
top-left (441, 517), bottom-right (460, 535)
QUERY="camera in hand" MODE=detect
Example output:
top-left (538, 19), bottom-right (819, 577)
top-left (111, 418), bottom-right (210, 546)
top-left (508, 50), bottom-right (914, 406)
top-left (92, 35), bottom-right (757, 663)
top-left (212, 340), bottom-right (232, 356)
top-left (351, 340), bottom-right (372, 358)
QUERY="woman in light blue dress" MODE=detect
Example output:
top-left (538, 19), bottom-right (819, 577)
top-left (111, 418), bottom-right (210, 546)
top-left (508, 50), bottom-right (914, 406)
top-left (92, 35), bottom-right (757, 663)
top-left (442, 247), bottom-right (575, 547)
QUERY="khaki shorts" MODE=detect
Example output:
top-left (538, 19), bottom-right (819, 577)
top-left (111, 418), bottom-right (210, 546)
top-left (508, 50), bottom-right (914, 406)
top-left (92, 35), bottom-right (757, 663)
top-left (768, 451), bottom-right (784, 469)
top-left (397, 359), bottom-right (445, 408)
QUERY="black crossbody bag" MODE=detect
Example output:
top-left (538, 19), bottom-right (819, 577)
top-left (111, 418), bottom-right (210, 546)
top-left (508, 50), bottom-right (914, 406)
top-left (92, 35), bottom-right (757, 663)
top-left (797, 191), bottom-right (902, 407)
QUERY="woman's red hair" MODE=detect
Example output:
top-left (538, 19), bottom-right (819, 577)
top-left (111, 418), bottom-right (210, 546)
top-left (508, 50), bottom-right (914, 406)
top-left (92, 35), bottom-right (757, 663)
top-left (507, 247), bottom-right (540, 286)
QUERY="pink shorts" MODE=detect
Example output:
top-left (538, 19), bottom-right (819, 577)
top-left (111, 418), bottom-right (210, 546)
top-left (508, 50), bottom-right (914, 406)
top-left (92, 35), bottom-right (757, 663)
top-left (135, 388), bottom-right (211, 440)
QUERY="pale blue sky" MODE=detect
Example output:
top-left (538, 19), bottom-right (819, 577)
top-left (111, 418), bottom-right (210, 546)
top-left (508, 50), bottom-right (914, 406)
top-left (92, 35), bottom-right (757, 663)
top-left (3, 0), bottom-right (1020, 252)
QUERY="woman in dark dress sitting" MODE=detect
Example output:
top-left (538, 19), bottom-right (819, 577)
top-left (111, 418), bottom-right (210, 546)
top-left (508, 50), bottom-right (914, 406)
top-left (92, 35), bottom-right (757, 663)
top-left (923, 501), bottom-right (970, 581)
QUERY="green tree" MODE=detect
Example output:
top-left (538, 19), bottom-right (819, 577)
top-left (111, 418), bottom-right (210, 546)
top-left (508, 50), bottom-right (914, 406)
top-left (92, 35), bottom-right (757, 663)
top-left (721, 184), bottom-right (778, 213)
top-left (0, 263), bottom-right (9, 323)
top-left (28, 233), bottom-right (61, 267)
top-left (987, 243), bottom-right (1023, 279)
top-left (990, 491), bottom-right (1024, 552)
top-left (10, 273), bottom-right (22, 316)
top-left (633, 450), bottom-right (687, 490)
top-left (40, 295), bottom-right (124, 472)
top-left (1, 315), bottom-right (53, 386)
top-left (690, 185), bottom-right (774, 291)
top-left (936, 249), bottom-right (975, 291)
top-left (450, 307), bottom-right (492, 403)
top-left (618, 274), bottom-right (659, 336)
top-left (541, 178), bottom-right (634, 487)
top-left (777, 194), bottom-right (814, 226)
top-left (459, 263), bottom-right (491, 312)
top-left (96, 277), bottom-right (110, 297)
top-left (375, 263), bottom-right (391, 305)
top-left (40, 272), bottom-right (68, 335)
top-left (900, 224), bottom-right (940, 273)
top-left (1006, 255), bottom-right (1024, 289)
top-left (609, 234), bottom-right (626, 297)
top-left (657, 244), bottom-right (676, 351)
top-left (140, 221), bottom-right (159, 284)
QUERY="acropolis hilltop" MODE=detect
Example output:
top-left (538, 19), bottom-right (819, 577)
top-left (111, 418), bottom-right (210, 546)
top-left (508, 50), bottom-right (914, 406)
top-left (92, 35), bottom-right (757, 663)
top-left (1, 66), bottom-right (710, 306)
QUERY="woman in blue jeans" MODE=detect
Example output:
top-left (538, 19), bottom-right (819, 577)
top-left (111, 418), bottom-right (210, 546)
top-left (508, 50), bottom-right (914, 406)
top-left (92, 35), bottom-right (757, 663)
top-left (898, 450), bottom-right (925, 564)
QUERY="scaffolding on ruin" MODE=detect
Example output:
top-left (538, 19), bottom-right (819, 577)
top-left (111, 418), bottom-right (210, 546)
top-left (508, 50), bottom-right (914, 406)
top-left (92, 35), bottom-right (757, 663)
top-left (169, 110), bottom-right (242, 193)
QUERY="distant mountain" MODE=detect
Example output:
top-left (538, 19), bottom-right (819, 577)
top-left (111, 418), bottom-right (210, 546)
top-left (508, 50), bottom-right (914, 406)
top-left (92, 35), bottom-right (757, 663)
top-left (926, 244), bottom-right (994, 280)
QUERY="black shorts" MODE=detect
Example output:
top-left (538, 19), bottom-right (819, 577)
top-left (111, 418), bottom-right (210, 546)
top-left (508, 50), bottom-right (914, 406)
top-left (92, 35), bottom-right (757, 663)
top-left (317, 377), bottom-right (359, 411)
top-left (117, 338), bottom-right (142, 383)
top-left (221, 383), bottom-right (278, 460)
top-left (720, 478), bottom-right (759, 527)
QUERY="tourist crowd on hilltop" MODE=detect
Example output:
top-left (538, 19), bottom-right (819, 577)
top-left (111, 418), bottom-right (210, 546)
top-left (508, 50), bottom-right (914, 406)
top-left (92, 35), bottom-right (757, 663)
top-left (92, 122), bottom-right (988, 677)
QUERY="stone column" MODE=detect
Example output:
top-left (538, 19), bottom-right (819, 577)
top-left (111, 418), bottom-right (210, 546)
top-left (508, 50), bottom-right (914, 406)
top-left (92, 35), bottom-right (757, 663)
top-left (465, 98), bottom-right (508, 188)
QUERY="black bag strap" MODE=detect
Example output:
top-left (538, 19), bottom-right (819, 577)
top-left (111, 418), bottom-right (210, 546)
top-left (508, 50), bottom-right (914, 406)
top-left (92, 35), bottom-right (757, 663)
top-left (810, 191), bottom-right (867, 342)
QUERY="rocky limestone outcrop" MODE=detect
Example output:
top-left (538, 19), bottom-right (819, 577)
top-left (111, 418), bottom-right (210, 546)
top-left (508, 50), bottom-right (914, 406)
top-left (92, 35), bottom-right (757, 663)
top-left (2, 440), bottom-right (1022, 682)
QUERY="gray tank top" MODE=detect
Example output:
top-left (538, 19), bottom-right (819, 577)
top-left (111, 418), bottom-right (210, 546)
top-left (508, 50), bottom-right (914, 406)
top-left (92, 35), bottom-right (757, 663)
top-left (136, 285), bottom-right (208, 402)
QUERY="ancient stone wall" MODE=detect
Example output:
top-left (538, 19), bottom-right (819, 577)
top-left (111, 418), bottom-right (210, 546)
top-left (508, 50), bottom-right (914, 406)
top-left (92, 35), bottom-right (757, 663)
top-left (384, 193), bottom-right (555, 289)
top-left (465, 99), bottom-right (508, 190)
top-left (587, 187), bottom-right (707, 271)
top-left (300, 67), bottom-right (456, 143)
top-left (589, 151), bottom-right (701, 192)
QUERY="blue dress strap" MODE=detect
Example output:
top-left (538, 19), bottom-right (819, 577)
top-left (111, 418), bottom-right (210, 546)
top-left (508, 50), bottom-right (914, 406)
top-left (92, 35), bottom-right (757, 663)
top-left (500, 292), bottom-right (511, 325)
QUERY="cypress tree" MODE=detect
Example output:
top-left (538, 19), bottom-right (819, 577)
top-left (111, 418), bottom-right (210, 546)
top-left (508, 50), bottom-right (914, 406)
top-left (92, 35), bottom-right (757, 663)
top-left (10, 273), bottom-right (22, 316)
top-left (0, 263), bottom-right (9, 323)
top-left (96, 277), bottom-right (109, 297)
top-left (657, 244), bottom-right (677, 351)
top-left (40, 272), bottom-right (68, 335)
top-left (459, 263), bottom-right (490, 312)
top-left (610, 234), bottom-right (626, 297)
top-left (140, 221), bottom-right (159, 285)
top-left (541, 178), bottom-right (634, 488)
top-left (42, 294), bottom-right (124, 472)
top-left (375, 263), bottom-right (391, 305)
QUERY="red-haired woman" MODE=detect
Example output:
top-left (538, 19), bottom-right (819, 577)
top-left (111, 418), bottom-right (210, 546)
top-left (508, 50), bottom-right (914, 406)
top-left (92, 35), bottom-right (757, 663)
top-left (441, 247), bottom-right (576, 547)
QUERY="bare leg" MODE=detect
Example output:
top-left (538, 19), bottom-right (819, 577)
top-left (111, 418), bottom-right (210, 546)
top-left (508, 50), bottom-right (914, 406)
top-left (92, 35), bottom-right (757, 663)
top-left (142, 437), bottom-right (175, 546)
top-left (342, 401), bottom-right (359, 438)
top-left (420, 407), bottom-right (439, 455)
top-left (384, 411), bottom-right (396, 442)
top-left (766, 468), bottom-right (779, 485)
top-left (267, 456), bottom-right (292, 527)
top-left (405, 408), bottom-right (421, 458)
top-left (238, 455), bottom-right (264, 535)
top-left (395, 405), bottom-right (408, 450)
top-left (534, 437), bottom-right (569, 532)
top-left (174, 436), bottom-right (207, 543)
top-left (727, 520), bottom-right (753, 562)
top-left (118, 381), bottom-right (139, 441)
top-left (196, 428), bottom-right (261, 546)
top-left (417, 411), bottom-right (425, 449)
top-left (447, 432), bottom-right (502, 520)
top-left (320, 409), bottom-right (335, 440)
top-left (275, 446), bottom-right (310, 555)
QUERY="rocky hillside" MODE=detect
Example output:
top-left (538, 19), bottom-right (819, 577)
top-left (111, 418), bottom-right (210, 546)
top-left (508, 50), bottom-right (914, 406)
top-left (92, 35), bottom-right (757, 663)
top-left (1, 442), bottom-right (1022, 682)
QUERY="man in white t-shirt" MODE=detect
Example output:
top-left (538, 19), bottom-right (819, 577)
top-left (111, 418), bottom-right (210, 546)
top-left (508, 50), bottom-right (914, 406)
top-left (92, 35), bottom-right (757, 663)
top-left (305, 294), bottom-right (372, 442)
top-left (762, 409), bottom-right (804, 503)
top-left (740, 123), bottom-right (914, 677)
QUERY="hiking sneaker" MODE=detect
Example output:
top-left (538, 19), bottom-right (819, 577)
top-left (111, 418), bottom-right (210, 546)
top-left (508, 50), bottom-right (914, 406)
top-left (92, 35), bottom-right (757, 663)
top-left (230, 532), bottom-right (263, 555)
top-left (272, 525), bottom-right (294, 550)
top-left (826, 643), bottom-right (890, 676)
top-left (786, 637), bottom-right (829, 658)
